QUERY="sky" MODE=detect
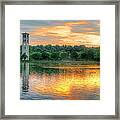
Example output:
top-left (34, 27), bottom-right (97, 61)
top-left (20, 20), bottom-right (100, 47)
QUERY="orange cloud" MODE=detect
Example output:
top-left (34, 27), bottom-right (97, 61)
top-left (30, 40), bottom-right (53, 46)
top-left (79, 27), bottom-right (96, 31)
top-left (65, 20), bottom-right (90, 26)
top-left (29, 23), bottom-right (100, 47)
top-left (58, 32), bottom-right (100, 47)
top-left (30, 26), bottom-right (72, 37)
top-left (30, 32), bottom-right (100, 47)
top-left (85, 32), bottom-right (100, 36)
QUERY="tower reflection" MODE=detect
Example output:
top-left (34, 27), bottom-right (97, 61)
top-left (22, 62), bottom-right (29, 93)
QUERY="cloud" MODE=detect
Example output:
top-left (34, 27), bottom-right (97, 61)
top-left (30, 28), bottom-right (100, 47)
top-left (58, 32), bottom-right (100, 47)
top-left (30, 25), bottom-right (72, 37)
top-left (79, 27), bottom-right (96, 31)
top-left (21, 20), bottom-right (100, 47)
top-left (64, 20), bottom-right (90, 26)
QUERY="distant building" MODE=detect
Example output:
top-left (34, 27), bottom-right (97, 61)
top-left (21, 32), bottom-right (29, 60)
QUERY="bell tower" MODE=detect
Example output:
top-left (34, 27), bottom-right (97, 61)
top-left (22, 32), bottom-right (29, 60)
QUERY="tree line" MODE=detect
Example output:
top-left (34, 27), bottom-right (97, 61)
top-left (20, 45), bottom-right (100, 62)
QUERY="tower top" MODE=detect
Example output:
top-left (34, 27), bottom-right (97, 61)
top-left (22, 32), bottom-right (29, 35)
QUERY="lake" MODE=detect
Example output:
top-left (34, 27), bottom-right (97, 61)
top-left (20, 62), bottom-right (100, 100)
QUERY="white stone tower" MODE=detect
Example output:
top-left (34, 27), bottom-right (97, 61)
top-left (22, 32), bottom-right (29, 60)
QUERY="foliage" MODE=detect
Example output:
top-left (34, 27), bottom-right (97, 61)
top-left (59, 52), bottom-right (68, 60)
top-left (21, 45), bottom-right (100, 62)
top-left (42, 52), bottom-right (51, 60)
top-left (70, 51), bottom-right (79, 60)
top-left (30, 52), bottom-right (42, 60)
top-left (51, 52), bottom-right (59, 60)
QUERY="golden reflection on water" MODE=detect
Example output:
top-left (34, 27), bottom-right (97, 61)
top-left (28, 65), bottom-right (100, 100)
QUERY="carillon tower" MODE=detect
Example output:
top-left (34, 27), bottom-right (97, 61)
top-left (22, 32), bottom-right (29, 60)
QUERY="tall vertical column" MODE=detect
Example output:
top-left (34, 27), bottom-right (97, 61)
top-left (22, 62), bottom-right (29, 93)
top-left (22, 32), bottom-right (29, 60)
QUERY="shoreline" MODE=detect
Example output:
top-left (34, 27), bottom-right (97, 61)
top-left (21, 60), bottom-right (100, 67)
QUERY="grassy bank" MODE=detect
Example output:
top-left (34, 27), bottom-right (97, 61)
top-left (21, 60), bottom-right (100, 67)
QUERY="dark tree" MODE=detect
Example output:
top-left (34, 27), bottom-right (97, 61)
top-left (42, 52), bottom-right (51, 60)
top-left (30, 52), bottom-right (42, 60)
top-left (70, 51), bottom-right (79, 60)
top-left (20, 45), bottom-right (100, 62)
top-left (60, 52), bottom-right (68, 60)
top-left (51, 52), bottom-right (59, 60)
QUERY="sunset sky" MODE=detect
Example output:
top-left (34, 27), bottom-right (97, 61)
top-left (20, 20), bottom-right (100, 47)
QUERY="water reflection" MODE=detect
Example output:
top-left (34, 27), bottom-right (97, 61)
top-left (21, 62), bottom-right (29, 93)
top-left (20, 63), bottom-right (100, 100)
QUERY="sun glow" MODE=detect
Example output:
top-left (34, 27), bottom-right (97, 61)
top-left (22, 20), bottom-right (100, 47)
top-left (29, 66), bottom-right (100, 100)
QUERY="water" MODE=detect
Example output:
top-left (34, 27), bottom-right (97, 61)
top-left (20, 62), bottom-right (100, 100)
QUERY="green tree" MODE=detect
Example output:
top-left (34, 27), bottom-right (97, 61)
top-left (79, 51), bottom-right (87, 60)
top-left (30, 52), bottom-right (42, 60)
top-left (20, 45), bottom-right (100, 62)
top-left (87, 49), bottom-right (94, 60)
top-left (60, 52), bottom-right (68, 60)
top-left (94, 49), bottom-right (100, 61)
top-left (51, 52), bottom-right (59, 60)
top-left (42, 52), bottom-right (51, 60)
top-left (70, 51), bottom-right (79, 60)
